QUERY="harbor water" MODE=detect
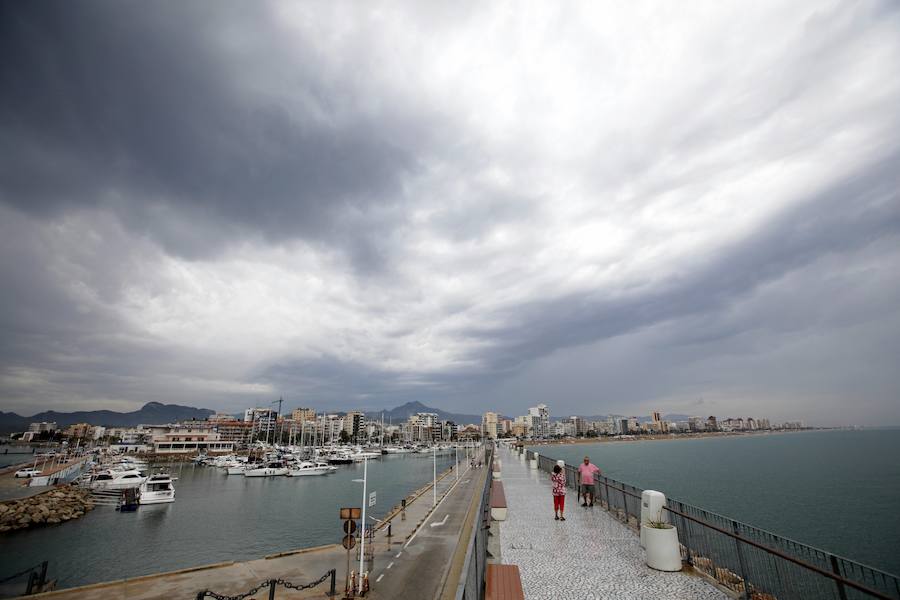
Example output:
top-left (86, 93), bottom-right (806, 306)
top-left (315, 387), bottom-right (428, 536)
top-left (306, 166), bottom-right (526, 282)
top-left (533, 428), bottom-right (900, 576)
top-left (0, 451), bottom-right (458, 590)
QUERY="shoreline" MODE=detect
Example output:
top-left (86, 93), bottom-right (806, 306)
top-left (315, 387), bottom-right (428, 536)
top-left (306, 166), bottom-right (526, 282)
top-left (523, 427), bottom-right (827, 448)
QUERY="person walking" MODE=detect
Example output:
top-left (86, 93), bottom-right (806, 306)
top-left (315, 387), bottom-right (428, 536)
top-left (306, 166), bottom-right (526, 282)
top-left (551, 464), bottom-right (566, 520)
top-left (577, 456), bottom-right (601, 507)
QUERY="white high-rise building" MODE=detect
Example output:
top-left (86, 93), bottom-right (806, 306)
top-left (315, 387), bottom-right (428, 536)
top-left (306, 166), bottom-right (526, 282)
top-left (528, 404), bottom-right (550, 439)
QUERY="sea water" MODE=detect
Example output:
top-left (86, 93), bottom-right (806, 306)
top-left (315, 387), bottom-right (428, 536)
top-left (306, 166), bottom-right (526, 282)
top-left (533, 428), bottom-right (900, 576)
top-left (0, 452), bottom-right (458, 590)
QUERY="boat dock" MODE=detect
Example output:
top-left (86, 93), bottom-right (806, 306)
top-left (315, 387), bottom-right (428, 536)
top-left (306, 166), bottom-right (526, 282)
top-left (0, 457), bottom-right (87, 502)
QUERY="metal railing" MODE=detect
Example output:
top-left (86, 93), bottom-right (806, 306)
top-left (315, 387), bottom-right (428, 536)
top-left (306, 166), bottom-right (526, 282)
top-left (455, 446), bottom-right (495, 600)
top-left (527, 449), bottom-right (899, 600)
top-left (0, 561), bottom-right (49, 597)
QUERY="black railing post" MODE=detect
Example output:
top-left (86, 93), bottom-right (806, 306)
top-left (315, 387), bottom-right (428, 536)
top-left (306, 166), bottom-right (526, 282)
top-left (329, 569), bottom-right (337, 596)
top-left (731, 521), bottom-right (752, 600)
top-left (621, 486), bottom-right (629, 523)
top-left (830, 555), bottom-right (849, 600)
top-left (676, 505), bottom-right (693, 567)
top-left (38, 561), bottom-right (48, 589)
top-left (196, 592), bottom-right (207, 600)
top-left (25, 571), bottom-right (36, 595)
top-left (268, 578), bottom-right (276, 600)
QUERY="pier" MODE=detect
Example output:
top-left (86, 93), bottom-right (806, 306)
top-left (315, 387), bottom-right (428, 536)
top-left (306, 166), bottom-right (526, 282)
top-left (493, 447), bottom-right (725, 599)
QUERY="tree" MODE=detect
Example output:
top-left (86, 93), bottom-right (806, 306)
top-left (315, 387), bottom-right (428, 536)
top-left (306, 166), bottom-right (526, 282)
top-left (339, 430), bottom-right (350, 444)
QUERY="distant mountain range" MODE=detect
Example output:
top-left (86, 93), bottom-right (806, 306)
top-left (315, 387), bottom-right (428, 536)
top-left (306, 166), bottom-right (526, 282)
top-left (0, 402), bottom-right (214, 434)
top-left (365, 401), bottom-right (488, 426)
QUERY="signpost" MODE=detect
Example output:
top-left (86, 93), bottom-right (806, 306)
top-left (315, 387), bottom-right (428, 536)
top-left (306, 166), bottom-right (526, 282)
top-left (340, 507), bottom-right (361, 596)
top-left (368, 491), bottom-right (376, 507)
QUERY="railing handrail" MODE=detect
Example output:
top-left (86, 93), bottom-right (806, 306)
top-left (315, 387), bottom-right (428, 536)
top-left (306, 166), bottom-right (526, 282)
top-left (532, 450), bottom-right (899, 600)
top-left (454, 446), bottom-right (494, 600)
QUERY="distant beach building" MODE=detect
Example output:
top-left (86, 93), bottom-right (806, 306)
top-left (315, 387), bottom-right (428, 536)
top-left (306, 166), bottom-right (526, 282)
top-left (28, 421), bottom-right (57, 433)
top-left (244, 408), bottom-right (277, 434)
top-left (152, 426), bottom-right (234, 454)
top-left (291, 407), bottom-right (317, 423)
top-left (482, 412), bottom-right (499, 439)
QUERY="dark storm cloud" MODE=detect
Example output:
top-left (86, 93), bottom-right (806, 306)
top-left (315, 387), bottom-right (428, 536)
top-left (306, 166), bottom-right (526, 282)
top-left (0, 1), bottom-right (898, 424)
top-left (0, 1), bottom-right (419, 260)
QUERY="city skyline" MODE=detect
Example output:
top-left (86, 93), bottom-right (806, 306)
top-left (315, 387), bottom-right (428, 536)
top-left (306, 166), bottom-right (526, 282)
top-left (1, 2), bottom-right (899, 427)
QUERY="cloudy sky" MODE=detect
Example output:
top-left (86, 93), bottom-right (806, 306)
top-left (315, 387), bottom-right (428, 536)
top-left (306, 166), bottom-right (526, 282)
top-left (1, 1), bottom-right (898, 426)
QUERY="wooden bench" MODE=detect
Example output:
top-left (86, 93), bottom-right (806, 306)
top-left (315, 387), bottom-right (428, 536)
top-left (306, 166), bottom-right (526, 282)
top-left (490, 480), bottom-right (507, 521)
top-left (485, 564), bottom-right (525, 600)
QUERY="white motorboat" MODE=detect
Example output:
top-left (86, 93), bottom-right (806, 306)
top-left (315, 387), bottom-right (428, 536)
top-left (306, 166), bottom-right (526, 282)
top-left (287, 461), bottom-right (332, 476)
top-left (225, 464), bottom-right (246, 475)
top-left (88, 469), bottom-right (147, 490)
top-left (243, 461), bottom-right (288, 477)
top-left (138, 473), bottom-right (176, 504)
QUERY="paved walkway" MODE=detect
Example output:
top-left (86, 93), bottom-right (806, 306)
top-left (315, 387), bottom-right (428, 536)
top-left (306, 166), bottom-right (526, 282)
top-left (496, 448), bottom-right (726, 600)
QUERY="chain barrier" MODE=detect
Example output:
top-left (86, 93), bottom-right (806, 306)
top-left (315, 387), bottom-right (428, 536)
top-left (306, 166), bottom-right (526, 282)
top-left (196, 569), bottom-right (335, 600)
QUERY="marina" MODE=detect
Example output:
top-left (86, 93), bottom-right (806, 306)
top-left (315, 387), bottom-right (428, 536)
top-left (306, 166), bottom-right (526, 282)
top-left (0, 448), bottom-right (462, 593)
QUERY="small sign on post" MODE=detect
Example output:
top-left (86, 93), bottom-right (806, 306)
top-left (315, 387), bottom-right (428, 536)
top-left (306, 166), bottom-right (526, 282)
top-left (340, 507), bottom-right (362, 595)
top-left (368, 491), bottom-right (376, 507)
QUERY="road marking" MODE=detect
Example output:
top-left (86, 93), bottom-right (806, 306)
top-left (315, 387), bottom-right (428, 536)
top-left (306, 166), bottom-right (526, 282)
top-left (387, 562), bottom-right (394, 569)
top-left (376, 574), bottom-right (384, 583)
top-left (395, 552), bottom-right (402, 558)
top-left (404, 460), bottom-right (476, 548)
top-left (430, 514), bottom-right (449, 527)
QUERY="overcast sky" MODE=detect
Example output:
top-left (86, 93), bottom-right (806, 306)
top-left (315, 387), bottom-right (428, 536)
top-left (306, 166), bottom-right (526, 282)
top-left (1, 1), bottom-right (898, 426)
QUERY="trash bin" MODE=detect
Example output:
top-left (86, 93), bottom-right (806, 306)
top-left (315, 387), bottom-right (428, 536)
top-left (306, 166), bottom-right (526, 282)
top-left (640, 490), bottom-right (666, 548)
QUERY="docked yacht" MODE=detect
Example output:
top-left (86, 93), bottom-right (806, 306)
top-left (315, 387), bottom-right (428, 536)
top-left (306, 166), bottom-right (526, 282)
top-left (88, 469), bottom-right (147, 490)
top-left (243, 461), bottom-right (288, 477)
top-left (225, 464), bottom-right (246, 475)
top-left (351, 450), bottom-right (381, 462)
top-left (287, 461), bottom-right (335, 476)
top-left (324, 450), bottom-right (353, 465)
top-left (138, 473), bottom-right (176, 504)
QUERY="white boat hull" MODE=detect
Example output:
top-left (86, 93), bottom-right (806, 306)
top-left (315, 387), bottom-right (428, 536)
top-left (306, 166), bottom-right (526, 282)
top-left (243, 468), bottom-right (288, 477)
top-left (287, 468), bottom-right (329, 476)
top-left (139, 492), bottom-right (175, 504)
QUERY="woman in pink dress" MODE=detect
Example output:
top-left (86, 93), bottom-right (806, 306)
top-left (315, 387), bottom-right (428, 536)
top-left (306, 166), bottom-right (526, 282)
top-left (551, 464), bottom-right (566, 520)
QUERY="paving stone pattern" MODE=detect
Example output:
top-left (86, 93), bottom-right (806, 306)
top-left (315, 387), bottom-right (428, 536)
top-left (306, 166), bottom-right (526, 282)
top-left (497, 448), bottom-right (727, 600)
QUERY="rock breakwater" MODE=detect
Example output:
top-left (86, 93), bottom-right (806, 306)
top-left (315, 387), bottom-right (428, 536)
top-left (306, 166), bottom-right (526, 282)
top-left (0, 487), bottom-right (94, 532)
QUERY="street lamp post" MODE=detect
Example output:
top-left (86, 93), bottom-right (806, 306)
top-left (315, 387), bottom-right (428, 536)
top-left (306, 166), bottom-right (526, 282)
top-left (359, 457), bottom-right (368, 594)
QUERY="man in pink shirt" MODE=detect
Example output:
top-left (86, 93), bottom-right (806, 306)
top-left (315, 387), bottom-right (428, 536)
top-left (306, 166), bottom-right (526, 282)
top-left (577, 456), bottom-right (601, 507)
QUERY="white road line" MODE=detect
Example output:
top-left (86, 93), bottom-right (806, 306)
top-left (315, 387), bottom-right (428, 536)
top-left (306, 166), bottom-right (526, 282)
top-left (395, 552), bottom-right (402, 558)
top-left (404, 460), bottom-right (477, 548)
top-left (387, 562), bottom-right (394, 569)
top-left (376, 574), bottom-right (384, 583)
top-left (430, 514), bottom-right (449, 527)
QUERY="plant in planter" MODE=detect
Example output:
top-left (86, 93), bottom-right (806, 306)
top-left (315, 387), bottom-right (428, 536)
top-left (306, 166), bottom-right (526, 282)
top-left (642, 512), bottom-right (683, 571)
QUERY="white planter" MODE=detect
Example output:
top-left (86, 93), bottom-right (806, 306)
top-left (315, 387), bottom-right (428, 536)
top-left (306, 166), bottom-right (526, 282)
top-left (642, 524), bottom-right (683, 572)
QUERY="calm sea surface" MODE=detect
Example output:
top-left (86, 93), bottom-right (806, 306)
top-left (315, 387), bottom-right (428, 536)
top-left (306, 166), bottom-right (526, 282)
top-left (0, 452), bottom-right (458, 590)
top-left (531, 429), bottom-right (900, 576)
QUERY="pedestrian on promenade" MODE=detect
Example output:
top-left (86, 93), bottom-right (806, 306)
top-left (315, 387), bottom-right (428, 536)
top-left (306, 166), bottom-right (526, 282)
top-left (551, 464), bottom-right (566, 520)
top-left (577, 456), bottom-right (601, 507)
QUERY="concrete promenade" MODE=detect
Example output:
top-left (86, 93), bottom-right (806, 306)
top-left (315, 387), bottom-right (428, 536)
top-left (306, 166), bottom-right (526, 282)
top-left (496, 447), bottom-right (727, 600)
top-left (28, 451), bottom-right (486, 599)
